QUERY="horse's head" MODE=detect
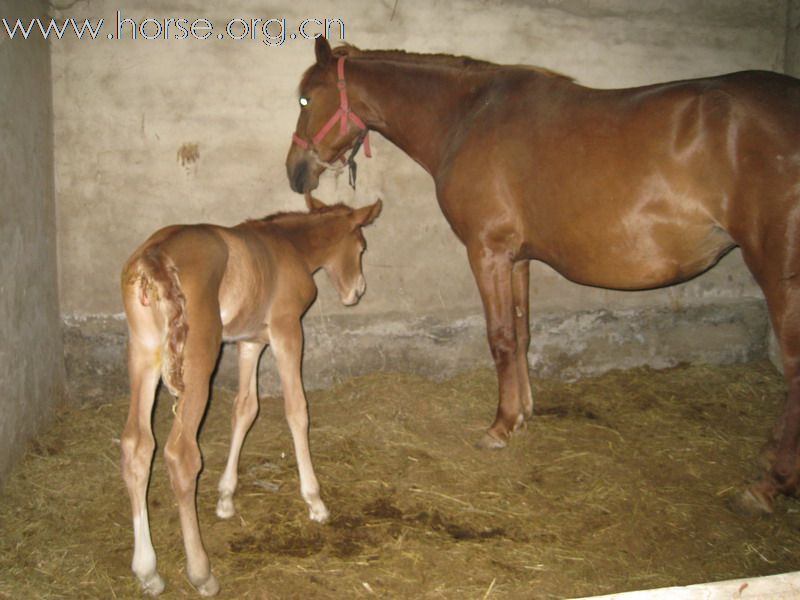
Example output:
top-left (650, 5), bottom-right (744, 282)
top-left (286, 37), bottom-right (369, 193)
top-left (306, 193), bottom-right (382, 306)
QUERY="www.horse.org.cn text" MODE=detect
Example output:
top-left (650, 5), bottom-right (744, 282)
top-left (1, 13), bottom-right (346, 46)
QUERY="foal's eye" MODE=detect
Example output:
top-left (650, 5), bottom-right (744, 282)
top-left (299, 96), bottom-right (310, 108)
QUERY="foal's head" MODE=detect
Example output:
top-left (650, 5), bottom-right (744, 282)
top-left (307, 194), bottom-right (382, 306)
top-left (286, 37), bottom-right (366, 193)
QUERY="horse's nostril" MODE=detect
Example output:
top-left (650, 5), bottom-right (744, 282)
top-left (290, 161), bottom-right (308, 193)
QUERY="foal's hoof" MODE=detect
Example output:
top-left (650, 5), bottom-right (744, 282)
top-left (727, 488), bottom-right (773, 517)
top-left (139, 572), bottom-right (165, 596)
top-left (215, 494), bottom-right (235, 519)
top-left (309, 501), bottom-right (330, 524)
top-left (194, 573), bottom-right (220, 597)
top-left (475, 431), bottom-right (508, 450)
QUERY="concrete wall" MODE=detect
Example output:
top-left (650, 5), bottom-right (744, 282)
top-left (787, 0), bottom-right (800, 76)
top-left (0, 0), bottom-right (64, 483)
top-left (50, 1), bottom-right (790, 392)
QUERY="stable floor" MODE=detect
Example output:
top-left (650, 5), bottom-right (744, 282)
top-left (1, 362), bottom-right (799, 599)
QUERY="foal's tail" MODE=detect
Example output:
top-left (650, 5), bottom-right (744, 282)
top-left (134, 246), bottom-right (188, 396)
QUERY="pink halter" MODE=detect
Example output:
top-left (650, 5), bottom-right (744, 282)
top-left (292, 56), bottom-right (372, 160)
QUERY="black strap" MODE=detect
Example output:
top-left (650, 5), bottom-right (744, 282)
top-left (347, 132), bottom-right (366, 189)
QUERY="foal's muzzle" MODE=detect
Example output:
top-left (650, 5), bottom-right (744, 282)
top-left (342, 275), bottom-right (366, 306)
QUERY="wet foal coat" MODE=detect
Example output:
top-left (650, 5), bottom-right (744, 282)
top-left (120, 196), bottom-right (381, 596)
top-left (286, 38), bottom-right (800, 514)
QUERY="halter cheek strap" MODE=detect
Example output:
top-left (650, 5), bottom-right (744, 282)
top-left (292, 56), bottom-right (372, 159)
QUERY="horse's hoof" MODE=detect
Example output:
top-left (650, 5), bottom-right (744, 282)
top-left (475, 431), bottom-right (508, 450)
top-left (727, 488), bottom-right (773, 517)
top-left (195, 573), bottom-right (220, 597)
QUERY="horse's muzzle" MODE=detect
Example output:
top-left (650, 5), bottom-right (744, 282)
top-left (288, 160), bottom-right (309, 193)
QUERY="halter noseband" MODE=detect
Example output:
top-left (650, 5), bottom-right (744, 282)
top-left (292, 56), bottom-right (372, 162)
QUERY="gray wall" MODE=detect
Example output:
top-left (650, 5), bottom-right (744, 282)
top-left (49, 1), bottom-right (792, 391)
top-left (0, 0), bottom-right (64, 483)
top-left (787, 0), bottom-right (800, 75)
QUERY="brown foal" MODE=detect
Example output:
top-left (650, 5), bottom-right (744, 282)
top-left (120, 194), bottom-right (381, 596)
top-left (287, 38), bottom-right (800, 514)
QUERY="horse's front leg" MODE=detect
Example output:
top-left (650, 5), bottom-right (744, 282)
top-left (468, 246), bottom-right (524, 449)
top-left (512, 260), bottom-right (534, 420)
top-left (270, 314), bottom-right (330, 523)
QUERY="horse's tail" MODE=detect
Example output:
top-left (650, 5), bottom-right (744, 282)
top-left (135, 246), bottom-right (188, 396)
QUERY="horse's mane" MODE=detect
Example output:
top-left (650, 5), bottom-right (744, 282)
top-left (299, 42), bottom-right (574, 89)
top-left (299, 43), bottom-right (573, 92)
top-left (333, 43), bottom-right (573, 81)
top-left (334, 43), bottom-right (497, 70)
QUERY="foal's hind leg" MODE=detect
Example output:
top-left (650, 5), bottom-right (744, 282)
top-left (217, 341), bottom-right (265, 519)
top-left (163, 303), bottom-right (222, 596)
top-left (121, 334), bottom-right (165, 596)
top-left (270, 315), bottom-right (329, 522)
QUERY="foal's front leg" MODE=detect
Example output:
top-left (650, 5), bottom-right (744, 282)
top-left (270, 315), bottom-right (329, 522)
top-left (217, 341), bottom-right (266, 519)
top-left (468, 246), bottom-right (525, 448)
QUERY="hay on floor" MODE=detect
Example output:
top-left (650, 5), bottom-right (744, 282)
top-left (1, 361), bottom-right (798, 599)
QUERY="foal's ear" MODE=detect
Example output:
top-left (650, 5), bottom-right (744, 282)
top-left (305, 192), bottom-right (328, 211)
top-left (353, 199), bottom-right (383, 227)
top-left (315, 36), bottom-right (332, 66)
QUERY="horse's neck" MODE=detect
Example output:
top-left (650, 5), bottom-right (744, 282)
top-left (351, 58), bottom-right (487, 176)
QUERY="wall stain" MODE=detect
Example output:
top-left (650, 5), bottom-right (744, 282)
top-left (177, 143), bottom-right (200, 168)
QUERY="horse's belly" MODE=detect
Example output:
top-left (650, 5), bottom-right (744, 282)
top-left (544, 223), bottom-right (736, 290)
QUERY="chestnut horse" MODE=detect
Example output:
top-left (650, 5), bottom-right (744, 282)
top-left (286, 38), bottom-right (800, 515)
top-left (120, 194), bottom-right (381, 596)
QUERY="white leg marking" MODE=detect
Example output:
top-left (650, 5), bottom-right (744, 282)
top-left (293, 422), bottom-right (329, 523)
top-left (216, 491), bottom-right (235, 520)
top-left (195, 573), bottom-right (220, 597)
top-left (132, 512), bottom-right (165, 596)
top-left (216, 465), bottom-right (237, 519)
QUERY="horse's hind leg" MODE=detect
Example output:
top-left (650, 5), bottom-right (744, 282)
top-left (163, 296), bottom-right (222, 596)
top-left (732, 228), bottom-right (800, 515)
top-left (217, 341), bottom-right (265, 519)
top-left (120, 303), bottom-right (165, 595)
top-left (270, 314), bottom-right (329, 523)
top-left (734, 284), bottom-right (800, 515)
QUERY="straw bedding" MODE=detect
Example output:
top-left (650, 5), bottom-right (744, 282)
top-left (1, 360), bottom-right (798, 599)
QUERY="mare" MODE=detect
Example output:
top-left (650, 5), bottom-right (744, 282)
top-left (120, 194), bottom-right (382, 595)
top-left (286, 37), bottom-right (800, 515)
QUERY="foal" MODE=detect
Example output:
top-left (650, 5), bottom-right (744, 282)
top-left (120, 194), bottom-right (382, 596)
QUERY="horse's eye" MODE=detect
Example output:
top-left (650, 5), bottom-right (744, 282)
top-left (299, 96), bottom-right (310, 108)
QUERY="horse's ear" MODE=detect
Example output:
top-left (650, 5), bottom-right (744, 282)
top-left (315, 36), bottom-right (332, 66)
top-left (305, 192), bottom-right (328, 211)
top-left (353, 199), bottom-right (382, 227)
